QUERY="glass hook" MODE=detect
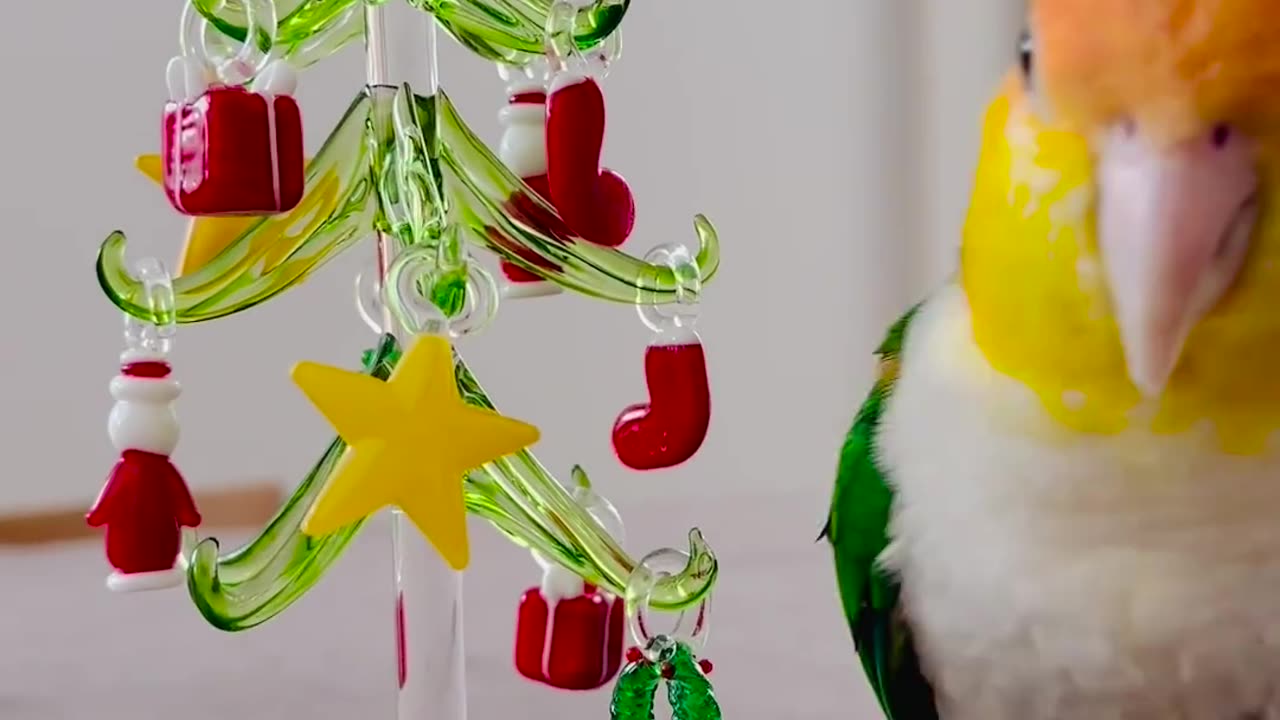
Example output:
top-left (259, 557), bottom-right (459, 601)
top-left (544, 0), bottom-right (621, 80)
top-left (123, 257), bottom-right (177, 358)
top-left (625, 546), bottom-right (711, 663)
top-left (636, 244), bottom-right (701, 336)
top-left (179, 0), bottom-right (279, 86)
top-left (384, 239), bottom-right (500, 339)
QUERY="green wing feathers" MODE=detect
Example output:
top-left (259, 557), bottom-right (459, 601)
top-left (822, 306), bottom-right (937, 719)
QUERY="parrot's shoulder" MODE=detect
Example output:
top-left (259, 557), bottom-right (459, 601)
top-left (822, 302), bottom-right (917, 552)
top-left (824, 300), bottom-right (938, 719)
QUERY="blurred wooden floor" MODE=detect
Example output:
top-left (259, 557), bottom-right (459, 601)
top-left (0, 484), bottom-right (284, 545)
top-left (0, 491), bottom-right (880, 719)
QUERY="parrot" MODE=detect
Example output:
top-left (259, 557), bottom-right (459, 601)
top-left (823, 1), bottom-right (1280, 718)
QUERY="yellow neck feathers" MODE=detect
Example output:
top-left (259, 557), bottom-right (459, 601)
top-left (960, 80), bottom-right (1280, 454)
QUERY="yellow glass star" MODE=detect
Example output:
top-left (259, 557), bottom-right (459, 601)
top-left (136, 155), bottom-right (257, 275)
top-left (291, 334), bottom-right (540, 570)
top-left (135, 154), bottom-right (330, 276)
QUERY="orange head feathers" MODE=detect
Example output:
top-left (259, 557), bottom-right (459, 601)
top-left (960, 0), bottom-right (1280, 452)
top-left (1030, 0), bottom-right (1280, 145)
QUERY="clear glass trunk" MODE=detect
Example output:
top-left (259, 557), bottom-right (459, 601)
top-left (363, 2), bottom-right (467, 718)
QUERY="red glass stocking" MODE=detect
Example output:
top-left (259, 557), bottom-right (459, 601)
top-left (545, 73), bottom-right (635, 248)
top-left (612, 338), bottom-right (711, 471)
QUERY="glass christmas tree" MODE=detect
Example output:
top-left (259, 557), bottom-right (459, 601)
top-left (90, 1), bottom-right (724, 717)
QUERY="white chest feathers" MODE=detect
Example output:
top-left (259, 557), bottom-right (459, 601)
top-left (876, 285), bottom-right (1280, 720)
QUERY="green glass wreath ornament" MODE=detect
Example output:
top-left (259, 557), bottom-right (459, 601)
top-left (611, 549), bottom-right (724, 720)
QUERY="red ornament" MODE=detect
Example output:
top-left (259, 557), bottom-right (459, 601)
top-left (88, 358), bottom-right (201, 592)
top-left (494, 70), bottom-right (635, 295)
top-left (396, 591), bottom-right (407, 689)
top-left (545, 73), bottom-right (635, 248)
top-left (514, 582), bottom-right (626, 690)
top-left (513, 482), bottom-right (626, 689)
top-left (612, 340), bottom-right (711, 471)
top-left (495, 85), bottom-right (561, 292)
top-left (162, 58), bottom-right (304, 216)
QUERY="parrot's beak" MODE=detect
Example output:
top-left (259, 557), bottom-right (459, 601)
top-left (1096, 125), bottom-right (1259, 397)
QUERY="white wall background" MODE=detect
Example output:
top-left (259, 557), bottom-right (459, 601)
top-left (914, 2), bottom-right (1027, 286)
top-left (1, 0), bottom-right (1024, 716)
top-left (0, 0), bottom-right (1020, 514)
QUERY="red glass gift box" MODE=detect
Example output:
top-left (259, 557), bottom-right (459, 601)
top-left (162, 85), bottom-right (304, 216)
top-left (514, 582), bottom-right (625, 690)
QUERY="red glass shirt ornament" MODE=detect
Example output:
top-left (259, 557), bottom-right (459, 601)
top-left (87, 354), bottom-right (201, 592)
top-left (513, 477), bottom-right (626, 690)
top-left (161, 57), bottom-right (305, 217)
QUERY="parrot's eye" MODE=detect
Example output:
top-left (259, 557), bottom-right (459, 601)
top-left (1018, 30), bottom-right (1034, 83)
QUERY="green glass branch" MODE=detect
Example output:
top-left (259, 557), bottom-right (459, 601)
top-left (96, 91), bottom-right (377, 323)
top-left (191, 0), bottom-right (364, 70)
top-left (191, 0), bottom-right (629, 69)
top-left (98, 88), bottom-right (719, 323)
top-left (407, 0), bottom-right (630, 65)
top-left (425, 88), bottom-right (720, 303)
top-left (452, 343), bottom-right (717, 611)
top-left (185, 335), bottom-right (717, 630)
top-left (181, 335), bottom-right (397, 630)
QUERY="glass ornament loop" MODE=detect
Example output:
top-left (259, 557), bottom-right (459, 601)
top-left (495, 55), bottom-right (551, 88)
top-left (544, 0), bottom-right (621, 80)
top-left (123, 257), bottom-right (177, 356)
top-left (636, 244), bottom-right (701, 335)
top-left (625, 547), bottom-right (710, 662)
top-left (180, 0), bottom-right (279, 86)
top-left (354, 254), bottom-right (388, 335)
top-left (385, 244), bottom-right (500, 339)
top-left (381, 86), bottom-right (448, 246)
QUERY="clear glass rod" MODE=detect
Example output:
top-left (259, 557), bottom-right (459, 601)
top-left (363, 2), bottom-right (467, 719)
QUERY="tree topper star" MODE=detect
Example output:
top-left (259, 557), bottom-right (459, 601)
top-left (291, 333), bottom-right (540, 570)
